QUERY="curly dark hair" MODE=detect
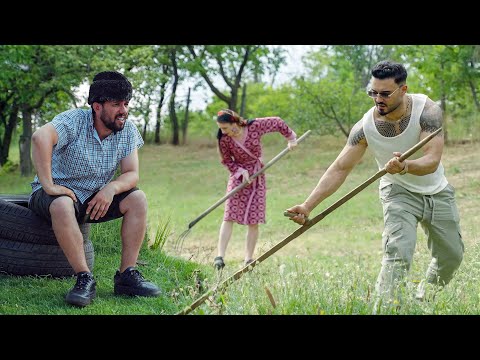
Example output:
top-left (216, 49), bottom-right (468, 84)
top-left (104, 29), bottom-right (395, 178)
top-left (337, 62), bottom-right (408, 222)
top-left (371, 61), bottom-right (407, 85)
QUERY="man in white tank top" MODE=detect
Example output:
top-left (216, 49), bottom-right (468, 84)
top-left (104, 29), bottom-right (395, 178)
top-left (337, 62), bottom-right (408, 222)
top-left (286, 61), bottom-right (464, 313)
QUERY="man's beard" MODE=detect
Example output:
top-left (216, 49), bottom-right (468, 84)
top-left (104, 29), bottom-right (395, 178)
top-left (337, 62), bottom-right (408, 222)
top-left (377, 107), bottom-right (387, 116)
top-left (375, 102), bottom-right (388, 116)
top-left (376, 102), bottom-right (401, 117)
top-left (101, 112), bottom-right (126, 134)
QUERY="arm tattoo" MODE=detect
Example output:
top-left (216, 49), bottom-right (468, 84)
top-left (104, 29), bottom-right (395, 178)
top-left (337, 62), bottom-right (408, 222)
top-left (420, 99), bottom-right (443, 133)
top-left (347, 122), bottom-right (366, 146)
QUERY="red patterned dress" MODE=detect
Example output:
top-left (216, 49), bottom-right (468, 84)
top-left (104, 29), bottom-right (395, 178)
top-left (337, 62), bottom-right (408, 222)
top-left (219, 117), bottom-right (296, 225)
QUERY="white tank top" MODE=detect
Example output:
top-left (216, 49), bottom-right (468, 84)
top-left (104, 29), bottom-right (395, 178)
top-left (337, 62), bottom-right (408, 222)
top-left (363, 93), bottom-right (448, 195)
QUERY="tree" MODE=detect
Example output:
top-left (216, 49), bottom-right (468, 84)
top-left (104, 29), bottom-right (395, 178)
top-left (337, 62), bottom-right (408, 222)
top-left (116, 45), bottom-right (173, 144)
top-left (186, 45), bottom-right (285, 112)
top-left (395, 45), bottom-right (480, 143)
top-left (293, 46), bottom-right (394, 137)
top-left (0, 45), bottom-right (90, 173)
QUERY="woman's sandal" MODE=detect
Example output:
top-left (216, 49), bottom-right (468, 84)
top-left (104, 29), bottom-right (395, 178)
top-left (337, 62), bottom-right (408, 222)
top-left (213, 256), bottom-right (225, 270)
top-left (244, 259), bottom-right (255, 267)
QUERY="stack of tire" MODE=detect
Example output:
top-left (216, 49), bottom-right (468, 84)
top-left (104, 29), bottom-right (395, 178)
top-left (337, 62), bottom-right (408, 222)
top-left (0, 194), bottom-right (94, 277)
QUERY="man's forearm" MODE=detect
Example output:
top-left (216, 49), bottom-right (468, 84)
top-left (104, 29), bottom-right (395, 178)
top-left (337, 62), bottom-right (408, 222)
top-left (303, 166), bottom-right (350, 212)
top-left (404, 154), bottom-right (440, 176)
top-left (107, 171), bottom-right (139, 195)
top-left (31, 136), bottom-right (54, 190)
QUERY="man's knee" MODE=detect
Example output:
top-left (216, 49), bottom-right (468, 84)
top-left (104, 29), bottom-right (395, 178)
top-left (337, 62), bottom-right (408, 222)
top-left (49, 196), bottom-right (75, 217)
top-left (444, 250), bottom-right (463, 275)
top-left (120, 189), bottom-right (147, 214)
top-left (383, 240), bottom-right (414, 270)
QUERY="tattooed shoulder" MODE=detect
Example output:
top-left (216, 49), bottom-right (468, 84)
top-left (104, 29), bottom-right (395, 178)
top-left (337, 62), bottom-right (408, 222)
top-left (420, 98), bottom-right (443, 133)
top-left (347, 120), bottom-right (366, 146)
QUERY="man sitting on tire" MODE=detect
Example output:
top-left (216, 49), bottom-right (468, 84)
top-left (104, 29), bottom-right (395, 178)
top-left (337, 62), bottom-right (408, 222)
top-left (28, 71), bottom-right (161, 307)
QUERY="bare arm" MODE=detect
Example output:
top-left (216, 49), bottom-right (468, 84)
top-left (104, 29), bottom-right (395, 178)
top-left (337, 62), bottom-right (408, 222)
top-left (86, 149), bottom-right (140, 220)
top-left (31, 123), bottom-right (77, 201)
top-left (111, 149), bottom-right (140, 193)
top-left (286, 120), bottom-right (368, 224)
top-left (385, 98), bottom-right (444, 175)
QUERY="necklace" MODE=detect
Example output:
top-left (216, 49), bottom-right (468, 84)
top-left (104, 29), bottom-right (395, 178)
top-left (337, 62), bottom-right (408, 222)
top-left (374, 96), bottom-right (411, 137)
top-left (385, 95), bottom-right (410, 122)
top-left (399, 95), bottom-right (411, 121)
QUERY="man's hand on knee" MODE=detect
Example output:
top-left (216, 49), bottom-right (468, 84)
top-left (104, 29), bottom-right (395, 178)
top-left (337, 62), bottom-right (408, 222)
top-left (44, 185), bottom-right (77, 202)
top-left (86, 186), bottom-right (115, 220)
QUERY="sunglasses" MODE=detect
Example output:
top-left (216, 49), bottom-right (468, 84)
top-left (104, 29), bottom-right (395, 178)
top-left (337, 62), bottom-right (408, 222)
top-left (367, 85), bottom-right (403, 99)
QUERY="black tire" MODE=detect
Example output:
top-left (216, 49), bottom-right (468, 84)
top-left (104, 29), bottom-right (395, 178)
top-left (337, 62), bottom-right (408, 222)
top-left (0, 238), bottom-right (94, 278)
top-left (0, 194), bottom-right (32, 206)
top-left (0, 195), bottom-right (94, 277)
top-left (0, 197), bottom-right (85, 246)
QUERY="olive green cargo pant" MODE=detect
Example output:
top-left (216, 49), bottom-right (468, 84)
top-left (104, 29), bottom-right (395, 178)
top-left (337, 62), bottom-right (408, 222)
top-left (374, 183), bottom-right (464, 312)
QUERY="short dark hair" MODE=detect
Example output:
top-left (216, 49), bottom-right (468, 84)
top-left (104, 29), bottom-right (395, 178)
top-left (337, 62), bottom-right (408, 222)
top-left (371, 61), bottom-right (407, 84)
top-left (88, 71), bottom-right (132, 105)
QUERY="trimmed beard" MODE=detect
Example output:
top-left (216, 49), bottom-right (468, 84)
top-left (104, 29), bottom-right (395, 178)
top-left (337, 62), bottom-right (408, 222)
top-left (100, 111), bottom-right (126, 135)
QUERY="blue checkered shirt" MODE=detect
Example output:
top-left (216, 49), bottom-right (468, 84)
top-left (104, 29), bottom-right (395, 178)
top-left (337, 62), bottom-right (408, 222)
top-left (30, 108), bottom-right (144, 204)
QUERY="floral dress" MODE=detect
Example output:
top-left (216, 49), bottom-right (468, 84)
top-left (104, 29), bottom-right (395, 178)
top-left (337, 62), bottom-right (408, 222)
top-left (218, 117), bottom-right (296, 225)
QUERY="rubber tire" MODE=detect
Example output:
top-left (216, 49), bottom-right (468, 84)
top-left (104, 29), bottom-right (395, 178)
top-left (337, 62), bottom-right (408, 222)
top-left (0, 196), bottom-right (94, 278)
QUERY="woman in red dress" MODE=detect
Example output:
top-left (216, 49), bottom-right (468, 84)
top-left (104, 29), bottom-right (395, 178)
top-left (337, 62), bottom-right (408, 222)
top-left (214, 109), bottom-right (297, 270)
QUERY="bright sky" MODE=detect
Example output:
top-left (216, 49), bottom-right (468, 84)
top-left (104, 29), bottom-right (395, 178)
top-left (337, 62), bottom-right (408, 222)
top-left (277, 45), bottom-right (319, 82)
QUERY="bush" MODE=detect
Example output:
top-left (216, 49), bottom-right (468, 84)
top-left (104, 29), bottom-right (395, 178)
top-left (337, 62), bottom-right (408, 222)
top-left (0, 160), bottom-right (19, 175)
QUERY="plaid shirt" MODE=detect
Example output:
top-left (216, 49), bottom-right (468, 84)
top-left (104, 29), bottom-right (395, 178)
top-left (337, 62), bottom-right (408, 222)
top-left (30, 108), bottom-right (144, 204)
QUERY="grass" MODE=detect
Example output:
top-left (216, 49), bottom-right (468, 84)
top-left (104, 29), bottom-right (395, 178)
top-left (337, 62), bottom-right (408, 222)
top-left (0, 220), bottom-right (201, 315)
top-left (0, 132), bottom-right (478, 315)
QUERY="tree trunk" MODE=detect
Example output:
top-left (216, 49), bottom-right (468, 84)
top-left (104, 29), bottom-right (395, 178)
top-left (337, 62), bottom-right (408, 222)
top-left (20, 105), bottom-right (33, 176)
top-left (240, 84), bottom-right (247, 118)
top-left (440, 62), bottom-right (448, 145)
top-left (0, 105), bottom-right (19, 167)
top-left (468, 78), bottom-right (480, 112)
top-left (229, 84), bottom-right (239, 112)
top-left (154, 81), bottom-right (167, 144)
top-left (182, 87), bottom-right (190, 145)
top-left (142, 122), bottom-right (147, 142)
top-left (154, 112), bottom-right (161, 144)
top-left (169, 49), bottom-right (180, 146)
top-left (440, 93), bottom-right (448, 145)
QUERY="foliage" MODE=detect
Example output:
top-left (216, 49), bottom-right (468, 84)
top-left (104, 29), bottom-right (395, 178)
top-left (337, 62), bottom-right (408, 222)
top-left (150, 215), bottom-right (173, 252)
top-left (0, 45), bottom-right (94, 167)
top-left (0, 159), bottom-right (18, 175)
top-left (393, 45), bottom-right (479, 116)
top-left (241, 82), bottom-right (297, 119)
top-left (1, 45), bottom-right (478, 166)
top-left (293, 47), bottom-right (365, 137)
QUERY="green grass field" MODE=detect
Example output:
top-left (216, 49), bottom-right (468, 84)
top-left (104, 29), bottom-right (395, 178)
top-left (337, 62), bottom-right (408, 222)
top-left (0, 133), bottom-right (478, 314)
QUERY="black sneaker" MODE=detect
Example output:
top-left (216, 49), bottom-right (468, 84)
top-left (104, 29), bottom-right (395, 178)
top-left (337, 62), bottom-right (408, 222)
top-left (65, 271), bottom-right (96, 307)
top-left (114, 267), bottom-right (161, 297)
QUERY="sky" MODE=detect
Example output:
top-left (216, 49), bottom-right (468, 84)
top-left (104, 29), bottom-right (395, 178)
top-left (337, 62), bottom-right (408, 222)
top-left (277, 45), bottom-right (319, 82)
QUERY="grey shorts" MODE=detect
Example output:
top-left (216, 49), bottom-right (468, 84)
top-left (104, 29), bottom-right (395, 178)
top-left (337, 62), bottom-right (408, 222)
top-left (29, 187), bottom-right (139, 225)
